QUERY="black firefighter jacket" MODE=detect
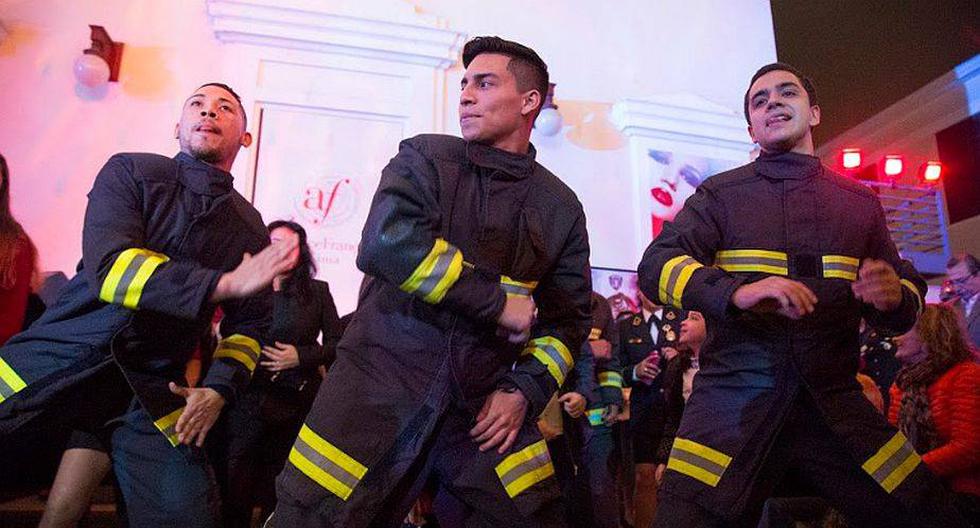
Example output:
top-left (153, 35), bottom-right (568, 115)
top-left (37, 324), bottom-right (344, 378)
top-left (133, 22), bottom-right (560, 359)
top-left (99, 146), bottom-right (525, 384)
top-left (0, 152), bottom-right (270, 446)
top-left (566, 292), bottom-right (624, 429)
top-left (637, 151), bottom-right (927, 518)
top-left (275, 134), bottom-right (592, 525)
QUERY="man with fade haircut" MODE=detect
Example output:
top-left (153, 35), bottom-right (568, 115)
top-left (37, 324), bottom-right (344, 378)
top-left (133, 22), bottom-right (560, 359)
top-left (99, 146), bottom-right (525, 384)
top-left (638, 63), bottom-right (970, 527)
top-left (0, 82), bottom-right (298, 527)
top-left (271, 36), bottom-right (591, 527)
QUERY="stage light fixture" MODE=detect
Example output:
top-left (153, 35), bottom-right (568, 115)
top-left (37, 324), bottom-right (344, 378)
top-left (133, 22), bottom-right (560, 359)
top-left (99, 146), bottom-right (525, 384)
top-left (921, 161), bottom-right (942, 183)
top-left (883, 155), bottom-right (904, 178)
top-left (841, 148), bottom-right (862, 170)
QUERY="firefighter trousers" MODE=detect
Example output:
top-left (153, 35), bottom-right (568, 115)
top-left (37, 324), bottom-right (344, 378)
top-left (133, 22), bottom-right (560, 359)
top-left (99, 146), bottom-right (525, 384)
top-left (653, 392), bottom-right (969, 528)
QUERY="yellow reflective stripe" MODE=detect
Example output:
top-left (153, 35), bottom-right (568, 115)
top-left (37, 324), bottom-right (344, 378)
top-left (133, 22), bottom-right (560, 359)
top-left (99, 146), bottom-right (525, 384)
top-left (289, 424), bottom-right (368, 501)
top-left (153, 406), bottom-right (185, 447)
top-left (822, 255), bottom-right (859, 281)
top-left (0, 357), bottom-right (28, 403)
top-left (501, 276), bottom-right (538, 298)
top-left (880, 451), bottom-right (921, 493)
top-left (717, 249), bottom-right (787, 260)
top-left (862, 432), bottom-right (921, 493)
top-left (667, 437), bottom-right (732, 487)
top-left (667, 457), bottom-right (721, 487)
top-left (598, 371), bottom-right (623, 388)
top-left (495, 440), bottom-right (554, 498)
top-left (496, 439), bottom-right (549, 476)
top-left (98, 248), bottom-right (170, 309)
top-left (299, 424), bottom-right (368, 481)
top-left (521, 337), bottom-right (574, 386)
top-left (900, 279), bottom-right (923, 316)
top-left (214, 334), bottom-right (261, 373)
top-left (99, 248), bottom-right (138, 303)
top-left (588, 328), bottom-right (602, 340)
top-left (715, 249), bottom-right (788, 276)
top-left (673, 437), bottom-right (732, 468)
top-left (585, 409), bottom-right (604, 426)
top-left (822, 255), bottom-right (859, 266)
top-left (658, 255), bottom-right (703, 308)
top-left (400, 238), bottom-right (464, 304)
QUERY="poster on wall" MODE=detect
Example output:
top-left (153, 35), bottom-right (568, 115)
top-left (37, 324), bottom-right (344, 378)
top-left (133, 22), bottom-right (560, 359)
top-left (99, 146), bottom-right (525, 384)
top-left (591, 266), bottom-right (641, 320)
top-left (250, 104), bottom-right (405, 315)
top-left (646, 149), bottom-right (739, 238)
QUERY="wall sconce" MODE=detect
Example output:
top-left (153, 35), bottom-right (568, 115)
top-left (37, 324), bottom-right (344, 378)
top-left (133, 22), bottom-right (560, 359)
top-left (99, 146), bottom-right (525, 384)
top-left (534, 82), bottom-right (563, 136)
top-left (74, 25), bottom-right (123, 88)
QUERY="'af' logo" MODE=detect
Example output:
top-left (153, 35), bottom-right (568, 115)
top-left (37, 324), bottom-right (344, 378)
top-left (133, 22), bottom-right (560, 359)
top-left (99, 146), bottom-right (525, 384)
top-left (296, 178), bottom-right (358, 227)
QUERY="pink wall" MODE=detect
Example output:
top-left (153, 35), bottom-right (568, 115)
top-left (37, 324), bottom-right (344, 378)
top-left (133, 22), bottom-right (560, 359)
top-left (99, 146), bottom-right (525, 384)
top-left (0, 0), bottom-right (776, 274)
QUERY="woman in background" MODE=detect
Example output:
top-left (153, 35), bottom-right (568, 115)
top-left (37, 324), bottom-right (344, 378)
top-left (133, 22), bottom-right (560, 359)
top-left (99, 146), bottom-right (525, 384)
top-left (0, 153), bottom-right (39, 345)
top-left (890, 303), bottom-right (980, 524)
top-left (211, 220), bottom-right (342, 528)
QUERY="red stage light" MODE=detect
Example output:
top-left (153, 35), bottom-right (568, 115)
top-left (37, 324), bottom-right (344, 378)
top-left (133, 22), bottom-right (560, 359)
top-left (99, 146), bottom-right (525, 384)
top-left (883, 155), bottom-right (904, 177)
top-left (842, 148), bottom-right (862, 170)
top-left (922, 161), bottom-right (942, 182)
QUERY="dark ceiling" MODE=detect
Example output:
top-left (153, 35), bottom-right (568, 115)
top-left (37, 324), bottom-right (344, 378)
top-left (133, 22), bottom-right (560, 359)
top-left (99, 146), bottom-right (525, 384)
top-left (770, 1), bottom-right (980, 146)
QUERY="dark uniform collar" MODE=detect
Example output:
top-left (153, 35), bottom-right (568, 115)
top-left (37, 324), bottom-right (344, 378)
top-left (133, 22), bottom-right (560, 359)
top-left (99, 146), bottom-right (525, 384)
top-left (755, 150), bottom-right (822, 180)
top-left (465, 141), bottom-right (537, 179)
top-left (174, 151), bottom-right (234, 195)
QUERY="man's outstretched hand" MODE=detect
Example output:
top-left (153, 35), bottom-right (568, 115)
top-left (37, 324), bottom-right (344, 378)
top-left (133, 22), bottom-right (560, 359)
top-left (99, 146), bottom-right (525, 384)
top-left (210, 234), bottom-right (299, 303)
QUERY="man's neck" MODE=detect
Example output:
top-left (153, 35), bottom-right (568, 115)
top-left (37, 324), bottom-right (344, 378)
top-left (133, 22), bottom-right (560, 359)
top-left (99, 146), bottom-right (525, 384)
top-left (487, 127), bottom-right (532, 155)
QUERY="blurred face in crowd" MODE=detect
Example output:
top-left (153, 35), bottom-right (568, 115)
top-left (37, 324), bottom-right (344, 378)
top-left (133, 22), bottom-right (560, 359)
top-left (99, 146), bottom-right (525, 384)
top-left (679, 311), bottom-right (706, 351)
top-left (746, 69), bottom-right (820, 155)
top-left (175, 85), bottom-right (252, 171)
top-left (459, 53), bottom-right (540, 153)
top-left (946, 260), bottom-right (980, 299)
top-left (269, 226), bottom-right (301, 273)
top-left (894, 329), bottom-right (927, 365)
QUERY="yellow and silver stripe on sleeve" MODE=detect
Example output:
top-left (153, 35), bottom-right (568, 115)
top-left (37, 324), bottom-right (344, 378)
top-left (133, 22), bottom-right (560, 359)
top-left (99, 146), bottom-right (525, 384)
top-left (659, 255), bottom-right (704, 309)
top-left (715, 249), bottom-right (789, 276)
top-left (98, 248), bottom-right (170, 309)
top-left (0, 356), bottom-right (27, 405)
top-left (213, 334), bottom-right (261, 373)
top-left (822, 255), bottom-right (860, 281)
top-left (520, 337), bottom-right (574, 387)
top-left (666, 437), bottom-right (733, 487)
top-left (501, 276), bottom-right (538, 298)
top-left (399, 238), bottom-right (464, 304)
top-left (598, 371), bottom-right (623, 389)
top-left (288, 423), bottom-right (369, 501)
top-left (495, 439), bottom-right (554, 498)
top-left (862, 432), bottom-right (921, 493)
top-left (153, 406), bottom-right (185, 447)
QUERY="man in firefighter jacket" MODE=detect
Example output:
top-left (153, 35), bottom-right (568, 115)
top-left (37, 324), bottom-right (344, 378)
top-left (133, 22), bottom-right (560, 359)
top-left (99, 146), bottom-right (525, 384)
top-left (640, 63), bottom-right (969, 527)
top-left (0, 83), bottom-right (298, 527)
top-left (271, 37), bottom-right (591, 528)
top-left (616, 292), bottom-right (684, 528)
top-left (556, 291), bottom-right (624, 528)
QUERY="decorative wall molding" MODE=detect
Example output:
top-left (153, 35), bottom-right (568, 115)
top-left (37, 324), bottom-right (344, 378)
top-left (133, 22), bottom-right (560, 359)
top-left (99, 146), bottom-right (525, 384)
top-left (817, 54), bottom-right (980, 163)
top-left (206, 0), bottom-right (467, 68)
top-left (611, 93), bottom-right (755, 156)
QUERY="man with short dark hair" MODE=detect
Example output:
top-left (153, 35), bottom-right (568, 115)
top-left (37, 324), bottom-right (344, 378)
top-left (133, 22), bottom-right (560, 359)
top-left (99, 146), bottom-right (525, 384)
top-left (946, 252), bottom-right (980, 349)
top-left (271, 36), bottom-right (591, 527)
top-left (639, 63), bottom-right (969, 527)
top-left (0, 83), bottom-right (297, 527)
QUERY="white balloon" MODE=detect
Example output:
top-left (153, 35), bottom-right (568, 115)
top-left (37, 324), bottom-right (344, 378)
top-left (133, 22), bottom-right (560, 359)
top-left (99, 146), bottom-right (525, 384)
top-left (535, 107), bottom-right (563, 136)
top-left (74, 54), bottom-right (110, 88)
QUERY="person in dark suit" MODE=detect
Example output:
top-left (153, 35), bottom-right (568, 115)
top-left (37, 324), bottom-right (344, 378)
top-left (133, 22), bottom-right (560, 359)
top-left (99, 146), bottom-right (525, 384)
top-left (946, 253), bottom-right (980, 352)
